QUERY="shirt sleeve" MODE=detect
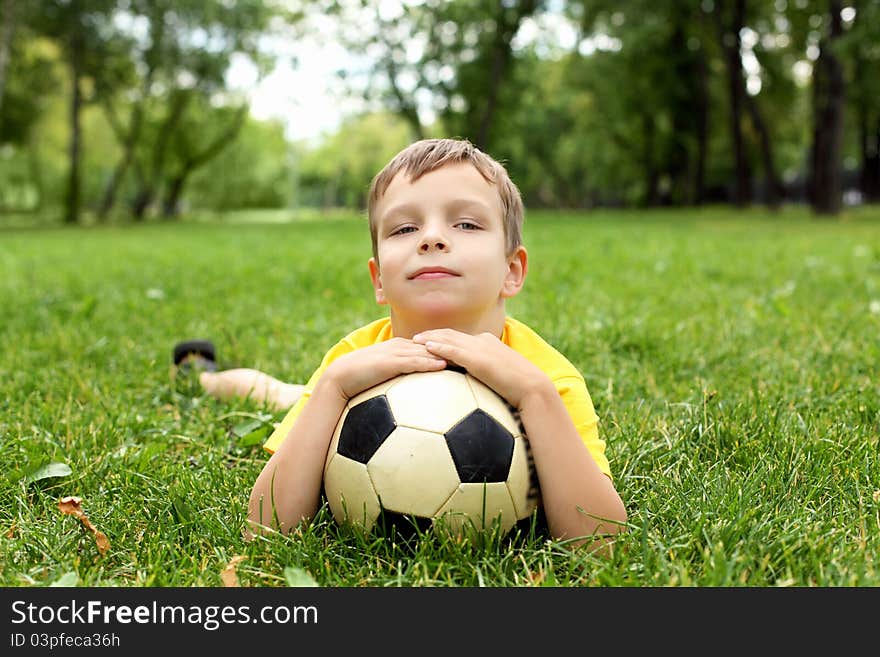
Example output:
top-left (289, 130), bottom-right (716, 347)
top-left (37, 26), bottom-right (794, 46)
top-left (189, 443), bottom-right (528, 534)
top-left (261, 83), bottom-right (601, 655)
top-left (554, 375), bottom-right (612, 479)
top-left (262, 338), bottom-right (356, 454)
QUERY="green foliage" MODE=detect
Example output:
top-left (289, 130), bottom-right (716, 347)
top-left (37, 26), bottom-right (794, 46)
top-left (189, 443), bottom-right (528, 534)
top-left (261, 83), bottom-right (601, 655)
top-left (295, 113), bottom-right (414, 208)
top-left (0, 38), bottom-right (58, 147)
top-left (0, 206), bottom-right (878, 586)
top-left (1, 0), bottom-right (878, 222)
top-left (186, 117), bottom-right (292, 211)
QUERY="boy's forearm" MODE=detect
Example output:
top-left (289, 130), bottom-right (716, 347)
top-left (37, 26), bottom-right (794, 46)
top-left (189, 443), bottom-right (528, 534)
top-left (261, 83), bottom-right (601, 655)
top-left (247, 374), bottom-right (347, 536)
top-left (518, 382), bottom-right (627, 550)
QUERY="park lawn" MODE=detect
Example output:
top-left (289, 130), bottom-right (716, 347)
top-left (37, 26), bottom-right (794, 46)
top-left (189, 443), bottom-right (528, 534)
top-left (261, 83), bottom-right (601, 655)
top-left (0, 205), bottom-right (878, 587)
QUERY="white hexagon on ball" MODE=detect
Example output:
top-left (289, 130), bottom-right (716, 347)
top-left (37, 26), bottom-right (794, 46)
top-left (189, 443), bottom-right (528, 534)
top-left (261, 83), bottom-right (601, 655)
top-left (385, 370), bottom-right (478, 434)
top-left (366, 426), bottom-right (460, 517)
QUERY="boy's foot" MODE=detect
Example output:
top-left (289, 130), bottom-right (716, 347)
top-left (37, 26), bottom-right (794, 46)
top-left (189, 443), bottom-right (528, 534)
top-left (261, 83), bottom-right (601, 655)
top-left (171, 339), bottom-right (218, 381)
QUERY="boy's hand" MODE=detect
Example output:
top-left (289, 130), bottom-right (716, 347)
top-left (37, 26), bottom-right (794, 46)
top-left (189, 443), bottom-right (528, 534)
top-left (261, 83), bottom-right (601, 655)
top-left (324, 338), bottom-right (447, 401)
top-left (412, 329), bottom-right (550, 410)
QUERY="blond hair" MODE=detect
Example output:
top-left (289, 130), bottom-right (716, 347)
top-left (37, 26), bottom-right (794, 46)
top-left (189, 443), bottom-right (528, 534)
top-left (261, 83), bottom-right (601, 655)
top-left (367, 138), bottom-right (524, 260)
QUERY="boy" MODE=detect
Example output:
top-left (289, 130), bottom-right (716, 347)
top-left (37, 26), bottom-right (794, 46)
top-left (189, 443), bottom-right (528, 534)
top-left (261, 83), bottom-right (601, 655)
top-left (185, 138), bottom-right (626, 550)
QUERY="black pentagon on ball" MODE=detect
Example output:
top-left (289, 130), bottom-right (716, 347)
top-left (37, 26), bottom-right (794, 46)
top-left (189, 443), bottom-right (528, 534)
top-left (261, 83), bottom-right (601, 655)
top-left (374, 510), bottom-right (434, 546)
top-left (444, 409), bottom-right (514, 483)
top-left (337, 395), bottom-right (397, 464)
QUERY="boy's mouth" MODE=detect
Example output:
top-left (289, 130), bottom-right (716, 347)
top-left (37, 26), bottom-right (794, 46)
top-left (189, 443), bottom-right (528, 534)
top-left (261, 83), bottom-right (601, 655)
top-left (409, 267), bottom-right (459, 280)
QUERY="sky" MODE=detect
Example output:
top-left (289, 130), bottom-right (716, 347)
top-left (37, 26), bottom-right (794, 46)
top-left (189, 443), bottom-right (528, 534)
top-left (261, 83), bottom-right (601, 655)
top-left (227, 22), bottom-right (366, 145)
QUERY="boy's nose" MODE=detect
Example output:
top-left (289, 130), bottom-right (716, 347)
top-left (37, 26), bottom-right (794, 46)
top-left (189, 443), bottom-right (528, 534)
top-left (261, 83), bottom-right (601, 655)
top-left (418, 229), bottom-right (448, 252)
top-left (419, 239), bottom-right (447, 252)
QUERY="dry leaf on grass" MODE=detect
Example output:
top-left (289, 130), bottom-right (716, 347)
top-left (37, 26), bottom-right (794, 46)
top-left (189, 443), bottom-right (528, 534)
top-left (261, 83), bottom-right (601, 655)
top-left (6, 522), bottom-right (16, 538)
top-left (58, 496), bottom-right (110, 556)
top-left (221, 555), bottom-right (248, 587)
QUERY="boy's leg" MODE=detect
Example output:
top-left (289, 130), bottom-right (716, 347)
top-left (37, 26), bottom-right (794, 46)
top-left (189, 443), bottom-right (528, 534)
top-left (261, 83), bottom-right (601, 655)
top-left (199, 369), bottom-right (305, 412)
top-left (173, 339), bottom-right (304, 412)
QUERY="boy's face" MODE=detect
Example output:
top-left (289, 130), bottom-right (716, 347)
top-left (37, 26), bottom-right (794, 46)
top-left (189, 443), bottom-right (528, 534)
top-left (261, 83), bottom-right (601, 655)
top-left (369, 162), bottom-right (526, 333)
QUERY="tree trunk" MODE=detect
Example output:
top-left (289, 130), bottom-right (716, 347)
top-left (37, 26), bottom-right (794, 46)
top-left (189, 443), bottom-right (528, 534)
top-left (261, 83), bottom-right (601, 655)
top-left (808, 1), bottom-right (845, 216)
top-left (474, 0), bottom-right (538, 151)
top-left (160, 105), bottom-right (248, 218)
top-left (101, 5), bottom-right (165, 219)
top-left (475, 33), bottom-right (512, 151)
top-left (131, 89), bottom-right (192, 220)
top-left (64, 35), bottom-right (83, 224)
top-left (27, 140), bottom-right (44, 211)
top-left (98, 64), bottom-right (157, 219)
top-left (854, 51), bottom-right (880, 203)
top-left (384, 49), bottom-right (424, 141)
top-left (161, 172), bottom-right (188, 218)
top-left (745, 92), bottom-right (784, 209)
top-left (861, 118), bottom-right (880, 202)
top-left (642, 113), bottom-right (660, 206)
top-left (694, 42), bottom-right (709, 205)
top-left (98, 100), bottom-right (137, 219)
top-left (0, 0), bottom-right (18, 114)
top-left (131, 186), bottom-right (153, 221)
top-left (714, 0), bottom-right (752, 207)
top-left (98, 149), bottom-right (133, 219)
top-left (668, 18), bottom-right (692, 205)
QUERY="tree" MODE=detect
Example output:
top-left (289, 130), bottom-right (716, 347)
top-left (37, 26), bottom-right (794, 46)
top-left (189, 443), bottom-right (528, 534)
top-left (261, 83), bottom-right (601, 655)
top-left (844, 0), bottom-right (880, 202)
top-left (186, 116), bottom-right (292, 211)
top-left (331, 0), bottom-right (543, 153)
top-left (436, 0), bottom-right (543, 151)
top-left (96, 0), bottom-right (286, 220)
top-left (0, 0), bottom-right (19, 115)
top-left (563, 0), bottom-right (721, 206)
top-left (712, 0), bottom-right (753, 206)
top-left (807, 0), bottom-right (846, 215)
top-left (37, 0), bottom-right (117, 224)
top-left (160, 100), bottom-right (248, 217)
top-left (295, 112), bottom-right (412, 209)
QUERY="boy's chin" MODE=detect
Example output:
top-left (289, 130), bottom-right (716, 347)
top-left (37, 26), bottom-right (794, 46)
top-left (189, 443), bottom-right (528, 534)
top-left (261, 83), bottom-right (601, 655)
top-left (397, 300), bottom-right (467, 324)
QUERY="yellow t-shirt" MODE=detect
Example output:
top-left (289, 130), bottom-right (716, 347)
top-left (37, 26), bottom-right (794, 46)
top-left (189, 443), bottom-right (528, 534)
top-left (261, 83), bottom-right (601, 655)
top-left (263, 316), bottom-right (611, 478)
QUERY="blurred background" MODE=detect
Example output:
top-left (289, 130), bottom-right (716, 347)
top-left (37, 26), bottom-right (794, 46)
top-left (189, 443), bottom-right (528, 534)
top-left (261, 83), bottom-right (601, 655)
top-left (0, 0), bottom-right (877, 226)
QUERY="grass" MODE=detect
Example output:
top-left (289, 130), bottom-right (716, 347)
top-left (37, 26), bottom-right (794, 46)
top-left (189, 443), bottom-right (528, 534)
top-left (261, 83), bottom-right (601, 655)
top-left (1, 204), bottom-right (878, 587)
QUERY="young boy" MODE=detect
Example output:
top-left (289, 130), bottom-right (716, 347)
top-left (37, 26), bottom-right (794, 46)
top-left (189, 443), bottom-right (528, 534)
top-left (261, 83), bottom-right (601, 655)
top-left (186, 138), bottom-right (626, 550)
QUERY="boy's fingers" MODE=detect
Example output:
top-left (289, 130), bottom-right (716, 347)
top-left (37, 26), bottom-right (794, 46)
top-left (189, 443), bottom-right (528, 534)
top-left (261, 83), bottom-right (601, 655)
top-left (412, 328), bottom-right (462, 344)
top-left (423, 341), bottom-right (469, 365)
top-left (402, 356), bottom-right (446, 371)
top-left (399, 344), bottom-right (444, 358)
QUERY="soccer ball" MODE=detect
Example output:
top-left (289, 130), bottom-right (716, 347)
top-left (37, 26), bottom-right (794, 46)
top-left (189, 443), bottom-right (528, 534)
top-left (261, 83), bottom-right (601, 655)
top-left (322, 368), bottom-right (541, 537)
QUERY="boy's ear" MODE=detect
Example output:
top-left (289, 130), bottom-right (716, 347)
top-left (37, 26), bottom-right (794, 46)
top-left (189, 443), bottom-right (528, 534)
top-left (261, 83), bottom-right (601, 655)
top-left (501, 246), bottom-right (528, 299)
top-left (368, 257), bottom-right (387, 305)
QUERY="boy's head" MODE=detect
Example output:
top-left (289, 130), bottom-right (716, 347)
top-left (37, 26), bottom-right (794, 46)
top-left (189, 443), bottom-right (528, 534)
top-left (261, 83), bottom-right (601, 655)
top-left (365, 138), bottom-right (529, 336)
top-left (367, 138), bottom-right (524, 262)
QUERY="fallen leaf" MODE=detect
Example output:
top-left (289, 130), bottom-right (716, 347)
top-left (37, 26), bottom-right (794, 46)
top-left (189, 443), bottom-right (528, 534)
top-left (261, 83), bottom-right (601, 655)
top-left (26, 462), bottom-right (72, 484)
top-left (58, 496), bottom-right (110, 556)
top-left (283, 566), bottom-right (319, 587)
top-left (6, 522), bottom-right (16, 538)
top-left (49, 572), bottom-right (80, 587)
top-left (221, 555), bottom-right (248, 587)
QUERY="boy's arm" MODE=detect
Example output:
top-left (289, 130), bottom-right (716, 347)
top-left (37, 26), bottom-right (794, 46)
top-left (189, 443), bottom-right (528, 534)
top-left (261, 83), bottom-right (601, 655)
top-left (247, 338), bottom-right (447, 538)
top-left (413, 329), bottom-right (627, 552)
top-left (247, 373), bottom-right (348, 537)
top-left (516, 379), bottom-right (627, 550)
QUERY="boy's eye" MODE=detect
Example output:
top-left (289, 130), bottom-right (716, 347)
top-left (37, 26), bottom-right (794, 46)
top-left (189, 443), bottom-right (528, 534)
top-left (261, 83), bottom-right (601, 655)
top-left (456, 220), bottom-right (480, 230)
top-left (391, 225), bottom-right (417, 235)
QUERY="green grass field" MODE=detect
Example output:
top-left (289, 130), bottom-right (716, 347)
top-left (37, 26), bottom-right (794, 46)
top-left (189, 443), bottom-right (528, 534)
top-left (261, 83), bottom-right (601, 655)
top-left (1, 205), bottom-right (878, 586)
